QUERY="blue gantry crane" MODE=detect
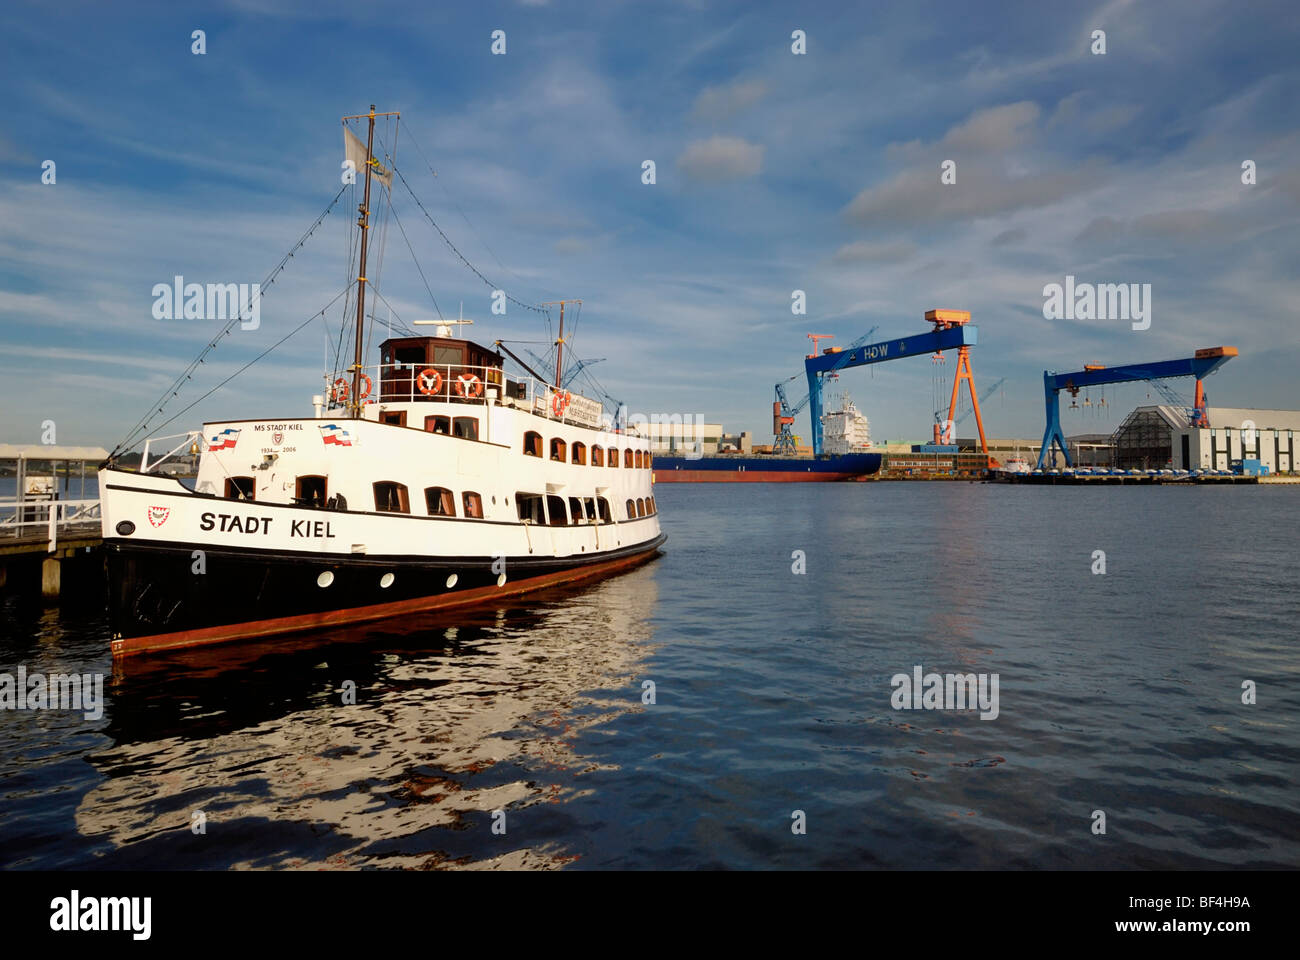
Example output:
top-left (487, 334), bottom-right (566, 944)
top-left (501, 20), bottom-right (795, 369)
top-left (1036, 346), bottom-right (1238, 469)
top-left (799, 310), bottom-right (986, 456)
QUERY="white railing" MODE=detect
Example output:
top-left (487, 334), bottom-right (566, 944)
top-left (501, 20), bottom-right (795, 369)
top-left (141, 431), bottom-right (201, 475)
top-left (330, 363), bottom-right (613, 429)
top-left (0, 497), bottom-right (102, 553)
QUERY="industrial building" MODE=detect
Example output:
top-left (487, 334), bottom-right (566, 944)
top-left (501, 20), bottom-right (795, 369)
top-left (1112, 406), bottom-right (1299, 472)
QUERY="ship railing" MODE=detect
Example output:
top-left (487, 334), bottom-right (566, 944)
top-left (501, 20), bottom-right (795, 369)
top-left (344, 363), bottom-right (609, 428)
top-left (140, 431), bottom-right (202, 475)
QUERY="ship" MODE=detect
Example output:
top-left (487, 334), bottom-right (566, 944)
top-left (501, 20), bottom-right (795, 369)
top-left (651, 392), bottom-right (881, 482)
top-left (98, 106), bottom-right (665, 658)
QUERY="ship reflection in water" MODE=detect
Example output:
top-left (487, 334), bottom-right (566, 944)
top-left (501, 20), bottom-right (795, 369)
top-left (75, 566), bottom-right (660, 869)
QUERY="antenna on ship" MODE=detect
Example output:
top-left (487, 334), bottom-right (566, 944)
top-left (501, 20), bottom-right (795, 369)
top-left (341, 103), bottom-right (399, 419)
top-left (414, 300), bottom-right (475, 338)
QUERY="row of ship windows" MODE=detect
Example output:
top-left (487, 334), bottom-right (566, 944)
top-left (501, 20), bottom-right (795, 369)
top-left (220, 476), bottom-right (656, 522)
top-left (523, 432), bottom-right (651, 468)
top-left (376, 412), bottom-right (653, 469)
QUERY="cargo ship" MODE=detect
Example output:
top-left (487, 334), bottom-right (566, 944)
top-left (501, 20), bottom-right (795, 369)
top-left (651, 393), bottom-right (881, 482)
top-left (650, 451), bottom-right (881, 482)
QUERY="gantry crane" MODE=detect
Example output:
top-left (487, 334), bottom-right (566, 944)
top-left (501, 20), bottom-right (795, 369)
top-left (1036, 346), bottom-right (1237, 469)
top-left (801, 309), bottom-right (988, 457)
top-left (933, 376), bottom-right (1005, 444)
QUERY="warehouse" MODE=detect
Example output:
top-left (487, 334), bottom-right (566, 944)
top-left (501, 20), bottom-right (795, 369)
top-left (1111, 406), bottom-right (1299, 472)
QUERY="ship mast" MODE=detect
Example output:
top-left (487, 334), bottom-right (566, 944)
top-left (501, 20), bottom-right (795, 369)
top-left (541, 299), bottom-right (582, 388)
top-left (342, 104), bottom-right (399, 418)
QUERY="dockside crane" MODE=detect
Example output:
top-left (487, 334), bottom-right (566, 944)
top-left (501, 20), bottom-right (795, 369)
top-left (1036, 346), bottom-right (1237, 469)
top-left (934, 376), bottom-right (1005, 444)
top-left (772, 327), bottom-right (878, 454)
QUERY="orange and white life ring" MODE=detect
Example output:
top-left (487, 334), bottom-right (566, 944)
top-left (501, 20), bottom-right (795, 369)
top-left (455, 373), bottom-right (483, 398)
top-left (551, 390), bottom-right (571, 417)
top-left (417, 368), bottom-right (443, 396)
top-left (331, 377), bottom-right (349, 402)
top-left (357, 373), bottom-right (372, 399)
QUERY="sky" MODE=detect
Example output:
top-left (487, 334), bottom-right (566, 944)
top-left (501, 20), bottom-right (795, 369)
top-left (2, 0), bottom-right (1299, 450)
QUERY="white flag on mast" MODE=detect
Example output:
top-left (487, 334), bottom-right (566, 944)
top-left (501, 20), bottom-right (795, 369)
top-left (344, 125), bottom-right (393, 188)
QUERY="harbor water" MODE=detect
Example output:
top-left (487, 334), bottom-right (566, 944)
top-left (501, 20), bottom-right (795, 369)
top-left (2, 483), bottom-right (1298, 869)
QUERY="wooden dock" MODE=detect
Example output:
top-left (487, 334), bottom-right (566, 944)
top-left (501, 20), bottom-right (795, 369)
top-left (0, 500), bottom-right (103, 600)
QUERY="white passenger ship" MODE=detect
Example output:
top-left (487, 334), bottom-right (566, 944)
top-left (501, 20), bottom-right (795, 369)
top-left (98, 107), bottom-right (664, 658)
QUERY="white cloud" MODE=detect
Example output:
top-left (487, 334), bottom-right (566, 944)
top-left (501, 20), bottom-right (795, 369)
top-left (676, 136), bottom-right (764, 182)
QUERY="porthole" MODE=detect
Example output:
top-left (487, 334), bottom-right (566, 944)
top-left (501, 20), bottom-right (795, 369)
top-left (317, 571), bottom-right (335, 588)
top-left (115, 520), bottom-right (135, 536)
top-left (380, 572), bottom-right (395, 589)
top-left (445, 573), bottom-right (459, 588)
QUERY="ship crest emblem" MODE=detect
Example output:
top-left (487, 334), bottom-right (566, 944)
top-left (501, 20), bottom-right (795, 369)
top-left (147, 506), bottom-right (171, 528)
top-left (273, 431), bottom-right (284, 444)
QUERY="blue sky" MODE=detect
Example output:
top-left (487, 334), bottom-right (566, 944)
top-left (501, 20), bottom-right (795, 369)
top-left (2, 0), bottom-right (1299, 448)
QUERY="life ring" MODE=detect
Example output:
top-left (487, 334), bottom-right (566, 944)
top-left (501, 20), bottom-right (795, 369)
top-left (417, 368), bottom-right (443, 396)
top-left (551, 390), bottom-right (571, 417)
top-left (455, 373), bottom-right (483, 398)
top-left (332, 377), bottom-right (349, 402)
top-left (357, 373), bottom-right (372, 399)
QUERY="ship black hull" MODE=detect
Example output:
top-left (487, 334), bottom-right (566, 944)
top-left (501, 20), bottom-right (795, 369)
top-left (105, 535), bottom-right (666, 658)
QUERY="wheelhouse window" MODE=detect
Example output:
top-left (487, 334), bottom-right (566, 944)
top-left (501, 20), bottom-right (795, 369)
top-left (462, 491), bottom-right (484, 519)
top-left (295, 475), bottom-right (327, 507)
top-left (597, 497), bottom-right (612, 523)
top-left (516, 492), bottom-right (545, 524)
top-left (453, 417), bottom-right (479, 441)
top-left (546, 495), bottom-right (567, 526)
top-left (374, 481), bottom-right (410, 513)
top-left (550, 438), bottom-right (567, 462)
top-left (624, 449), bottom-right (634, 468)
top-left (572, 442), bottom-right (587, 465)
top-left (425, 486), bottom-right (455, 517)
top-left (225, 476), bottom-right (255, 501)
top-left (568, 496), bottom-right (584, 525)
top-left (626, 499), bottom-right (635, 519)
top-left (524, 431), bottom-right (543, 457)
top-left (425, 415), bottom-right (451, 435)
top-left (592, 445), bottom-right (604, 467)
top-left (610, 448), bottom-right (619, 468)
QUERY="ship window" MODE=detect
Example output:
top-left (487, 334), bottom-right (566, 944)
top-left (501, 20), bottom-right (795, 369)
top-left (610, 448), bottom-right (619, 468)
top-left (463, 492), bottom-right (484, 519)
top-left (592, 445), bottom-right (604, 467)
top-left (648, 496), bottom-right (656, 515)
top-left (425, 415), bottom-right (451, 435)
top-left (524, 431), bottom-right (543, 457)
top-left (583, 497), bottom-right (597, 521)
top-left (624, 449), bottom-right (634, 468)
top-left (550, 438), bottom-right (567, 462)
top-left (572, 442), bottom-right (587, 465)
top-left (395, 346), bottom-right (426, 366)
top-left (546, 495), bottom-right (567, 526)
top-left (634, 450), bottom-right (643, 469)
top-left (433, 345), bottom-right (462, 366)
top-left (225, 476), bottom-right (255, 501)
top-left (636, 498), bottom-right (645, 517)
top-left (626, 499), bottom-right (635, 519)
top-left (516, 492), bottom-right (545, 524)
top-left (381, 410), bottom-right (407, 427)
top-left (374, 482), bottom-right (409, 513)
top-left (597, 498), bottom-right (612, 523)
top-left (568, 496), bottom-right (584, 525)
top-left (453, 417), bottom-right (479, 441)
top-left (425, 486), bottom-right (455, 517)
top-left (295, 475), bottom-right (327, 507)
